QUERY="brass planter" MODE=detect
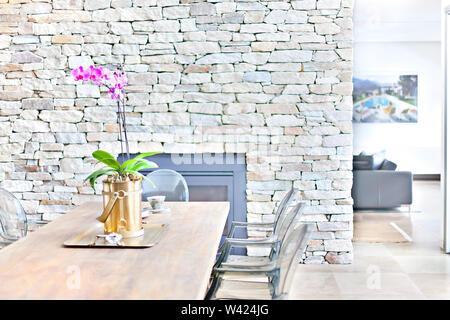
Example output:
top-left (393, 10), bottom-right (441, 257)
top-left (99, 179), bottom-right (143, 238)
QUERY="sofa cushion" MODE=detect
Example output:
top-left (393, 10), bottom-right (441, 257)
top-left (353, 150), bottom-right (386, 170)
top-left (380, 160), bottom-right (397, 171)
top-left (353, 155), bottom-right (373, 170)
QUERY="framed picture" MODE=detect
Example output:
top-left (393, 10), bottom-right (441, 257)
top-left (352, 74), bottom-right (418, 123)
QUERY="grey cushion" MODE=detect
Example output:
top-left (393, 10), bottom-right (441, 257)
top-left (380, 160), bottom-right (397, 171)
top-left (353, 150), bottom-right (386, 170)
top-left (352, 170), bottom-right (413, 209)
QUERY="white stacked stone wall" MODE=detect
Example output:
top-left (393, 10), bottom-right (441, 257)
top-left (0, 0), bottom-right (354, 263)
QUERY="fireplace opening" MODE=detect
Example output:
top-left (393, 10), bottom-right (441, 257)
top-left (119, 153), bottom-right (247, 254)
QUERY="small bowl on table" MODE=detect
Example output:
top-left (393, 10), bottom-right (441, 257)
top-left (142, 196), bottom-right (170, 218)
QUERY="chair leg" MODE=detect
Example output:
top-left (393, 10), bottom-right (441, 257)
top-left (205, 274), bottom-right (220, 300)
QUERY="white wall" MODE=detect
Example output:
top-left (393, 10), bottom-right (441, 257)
top-left (353, 0), bottom-right (442, 174)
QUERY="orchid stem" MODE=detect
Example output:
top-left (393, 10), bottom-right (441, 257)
top-left (121, 96), bottom-right (130, 160)
top-left (117, 100), bottom-right (124, 162)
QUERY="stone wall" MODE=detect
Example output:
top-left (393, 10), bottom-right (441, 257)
top-left (0, 0), bottom-right (354, 264)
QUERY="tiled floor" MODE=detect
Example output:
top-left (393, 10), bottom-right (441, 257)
top-left (290, 181), bottom-right (450, 300)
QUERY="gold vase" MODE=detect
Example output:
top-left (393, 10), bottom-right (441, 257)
top-left (99, 179), bottom-right (144, 238)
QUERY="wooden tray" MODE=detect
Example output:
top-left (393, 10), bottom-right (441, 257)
top-left (63, 222), bottom-right (167, 248)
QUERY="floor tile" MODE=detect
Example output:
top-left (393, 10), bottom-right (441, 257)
top-left (288, 181), bottom-right (450, 300)
top-left (393, 256), bottom-right (450, 274)
top-left (289, 272), bottom-right (339, 299)
top-left (332, 272), bottom-right (425, 298)
top-left (408, 273), bottom-right (450, 298)
top-left (353, 243), bottom-right (393, 257)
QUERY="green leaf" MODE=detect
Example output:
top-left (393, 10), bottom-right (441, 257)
top-left (84, 167), bottom-right (116, 189)
top-left (132, 161), bottom-right (158, 172)
top-left (120, 158), bottom-right (158, 171)
top-left (92, 150), bottom-right (121, 170)
top-left (133, 152), bottom-right (161, 160)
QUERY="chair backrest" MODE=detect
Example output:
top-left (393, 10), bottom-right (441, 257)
top-left (272, 188), bottom-right (299, 233)
top-left (273, 198), bottom-right (305, 241)
top-left (275, 188), bottom-right (299, 224)
top-left (275, 188), bottom-right (295, 218)
top-left (0, 188), bottom-right (28, 241)
top-left (274, 222), bottom-right (313, 298)
top-left (142, 169), bottom-right (189, 201)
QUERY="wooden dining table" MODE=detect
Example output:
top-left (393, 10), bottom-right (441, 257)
top-left (0, 201), bottom-right (229, 299)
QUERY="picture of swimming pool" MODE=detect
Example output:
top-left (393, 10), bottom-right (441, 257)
top-left (353, 75), bottom-right (418, 123)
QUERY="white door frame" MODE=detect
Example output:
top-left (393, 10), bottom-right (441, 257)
top-left (443, 6), bottom-right (450, 253)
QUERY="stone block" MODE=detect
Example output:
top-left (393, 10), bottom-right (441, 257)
top-left (22, 98), bottom-right (53, 111)
top-left (243, 72), bottom-right (271, 83)
top-left (118, 7), bottom-right (162, 21)
top-left (53, 0), bottom-right (84, 9)
top-left (222, 114), bottom-right (265, 126)
top-left (242, 52), bottom-right (270, 65)
top-left (195, 53), bottom-right (241, 64)
top-left (60, 158), bottom-right (85, 173)
top-left (323, 134), bottom-right (352, 147)
top-left (175, 42), bottom-right (220, 55)
top-left (127, 73), bottom-right (157, 85)
top-left (142, 113), bottom-right (190, 126)
top-left (188, 103), bottom-right (222, 114)
top-left (83, 44), bottom-right (112, 56)
top-left (39, 110), bottom-right (84, 123)
top-left (191, 114), bottom-right (221, 126)
top-left (64, 144), bottom-right (98, 157)
top-left (11, 51), bottom-right (43, 63)
top-left (317, 0), bottom-right (342, 9)
top-left (271, 72), bottom-right (316, 84)
top-left (112, 44), bottom-right (139, 55)
top-left (266, 115), bottom-right (304, 127)
top-left (12, 35), bottom-right (40, 44)
top-left (110, 22), bottom-right (133, 34)
top-left (55, 132), bottom-right (87, 144)
top-left (0, 180), bottom-right (33, 192)
top-left (324, 239), bottom-right (353, 252)
top-left (84, 0), bottom-right (111, 10)
top-left (51, 35), bottom-right (83, 44)
top-left (163, 6), bottom-right (191, 19)
top-left (13, 120), bottom-right (50, 133)
top-left (240, 24), bottom-right (277, 34)
top-left (269, 50), bottom-right (313, 63)
top-left (68, 56), bottom-right (93, 69)
top-left (83, 107), bottom-right (117, 123)
top-left (76, 85), bottom-right (100, 98)
top-left (190, 3), bottom-right (216, 16)
top-left (292, 0), bottom-right (317, 9)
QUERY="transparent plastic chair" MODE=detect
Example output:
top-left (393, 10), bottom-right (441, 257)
top-left (207, 221), bottom-right (313, 300)
top-left (142, 169), bottom-right (189, 202)
top-left (0, 188), bottom-right (28, 244)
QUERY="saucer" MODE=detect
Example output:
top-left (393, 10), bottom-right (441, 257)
top-left (142, 206), bottom-right (170, 218)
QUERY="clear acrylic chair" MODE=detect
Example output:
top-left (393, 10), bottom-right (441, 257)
top-left (0, 188), bottom-right (28, 245)
top-left (215, 199), bottom-right (306, 268)
top-left (227, 188), bottom-right (299, 239)
top-left (215, 188), bottom-right (299, 259)
top-left (206, 222), bottom-right (313, 300)
top-left (142, 169), bottom-right (189, 201)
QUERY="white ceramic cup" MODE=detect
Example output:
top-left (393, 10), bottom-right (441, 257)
top-left (147, 196), bottom-right (166, 210)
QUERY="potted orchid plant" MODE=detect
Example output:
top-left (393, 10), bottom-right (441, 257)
top-left (71, 65), bottom-right (158, 237)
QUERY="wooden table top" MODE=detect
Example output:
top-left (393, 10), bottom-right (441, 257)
top-left (0, 201), bottom-right (229, 300)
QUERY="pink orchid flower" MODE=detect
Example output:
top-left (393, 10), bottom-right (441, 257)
top-left (71, 66), bottom-right (90, 81)
top-left (88, 65), bottom-right (104, 85)
top-left (71, 65), bottom-right (127, 101)
top-left (108, 71), bottom-right (128, 100)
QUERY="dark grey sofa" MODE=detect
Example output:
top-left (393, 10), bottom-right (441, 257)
top-left (352, 151), bottom-right (413, 209)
